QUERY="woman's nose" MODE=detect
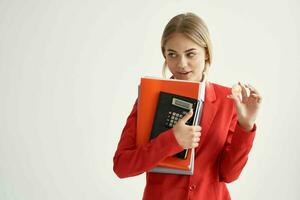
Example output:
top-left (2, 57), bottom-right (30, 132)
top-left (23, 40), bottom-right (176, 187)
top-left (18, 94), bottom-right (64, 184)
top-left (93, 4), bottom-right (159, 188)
top-left (177, 55), bottom-right (187, 69)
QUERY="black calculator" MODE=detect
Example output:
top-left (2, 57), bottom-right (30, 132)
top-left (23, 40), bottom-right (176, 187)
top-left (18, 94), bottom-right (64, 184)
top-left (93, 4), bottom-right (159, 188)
top-left (149, 91), bottom-right (200, 159)
top-left (165, 110), bottom-right (188, 128)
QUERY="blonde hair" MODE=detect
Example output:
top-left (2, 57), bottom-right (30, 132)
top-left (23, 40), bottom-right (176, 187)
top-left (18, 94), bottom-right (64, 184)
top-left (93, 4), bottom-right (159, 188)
top-left (161, 12), bottom-right (213, 81)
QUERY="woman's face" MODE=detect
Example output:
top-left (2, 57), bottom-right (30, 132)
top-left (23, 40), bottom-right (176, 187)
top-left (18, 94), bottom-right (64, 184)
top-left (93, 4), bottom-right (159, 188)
top-left (164, 33), bottom-right (207, 82)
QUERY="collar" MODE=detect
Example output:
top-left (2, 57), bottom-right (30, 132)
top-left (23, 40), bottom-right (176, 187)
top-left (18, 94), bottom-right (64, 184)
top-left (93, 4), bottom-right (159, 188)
top-left (205, 82), bottom-right (216, 102)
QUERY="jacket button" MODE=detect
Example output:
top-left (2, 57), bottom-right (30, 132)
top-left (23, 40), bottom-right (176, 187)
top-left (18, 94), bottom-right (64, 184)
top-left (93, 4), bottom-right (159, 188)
top-left (189, 184), bottom-right (196, 191)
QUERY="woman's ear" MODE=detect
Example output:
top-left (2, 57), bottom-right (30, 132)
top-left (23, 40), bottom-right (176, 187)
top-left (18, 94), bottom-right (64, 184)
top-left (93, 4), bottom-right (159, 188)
top-left (205, 48), bottom-right (209, 60)
top-left (162, 47), bottom-right (166, 59)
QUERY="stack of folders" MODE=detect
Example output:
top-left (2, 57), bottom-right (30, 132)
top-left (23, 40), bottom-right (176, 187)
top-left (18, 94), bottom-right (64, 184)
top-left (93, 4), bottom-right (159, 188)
top-left (136, 76), bottom-right (205, 175)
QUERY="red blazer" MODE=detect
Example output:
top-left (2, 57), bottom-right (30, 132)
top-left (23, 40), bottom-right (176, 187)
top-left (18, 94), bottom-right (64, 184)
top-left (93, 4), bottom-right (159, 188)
top-left (113, 82), bottom-right (256, 200)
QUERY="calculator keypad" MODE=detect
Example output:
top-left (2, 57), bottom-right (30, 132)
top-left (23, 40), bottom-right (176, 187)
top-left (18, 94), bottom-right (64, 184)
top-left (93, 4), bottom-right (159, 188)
top-left (165, 111), bottom-right (188, 128)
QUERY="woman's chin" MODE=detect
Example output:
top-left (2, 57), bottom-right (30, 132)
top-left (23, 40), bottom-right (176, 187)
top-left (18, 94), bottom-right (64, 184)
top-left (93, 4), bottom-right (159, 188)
top-left (176, 76), bottom-right (202, 82)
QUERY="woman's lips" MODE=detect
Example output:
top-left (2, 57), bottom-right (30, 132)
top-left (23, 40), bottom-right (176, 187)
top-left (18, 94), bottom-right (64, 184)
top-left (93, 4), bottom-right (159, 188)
top-left (177, 71), bottom-right (192, 79)
top-left (179, 71), bottom-right (191, 75)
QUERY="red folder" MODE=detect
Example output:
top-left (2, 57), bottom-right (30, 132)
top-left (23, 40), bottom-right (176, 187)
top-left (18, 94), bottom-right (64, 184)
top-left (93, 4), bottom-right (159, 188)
top-left (136, 76), bottom-right (205, 174)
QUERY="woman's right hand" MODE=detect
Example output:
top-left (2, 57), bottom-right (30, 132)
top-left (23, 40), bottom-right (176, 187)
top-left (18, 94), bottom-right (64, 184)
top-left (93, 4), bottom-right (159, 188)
top-left (172, 110), bottom-right (201, 149)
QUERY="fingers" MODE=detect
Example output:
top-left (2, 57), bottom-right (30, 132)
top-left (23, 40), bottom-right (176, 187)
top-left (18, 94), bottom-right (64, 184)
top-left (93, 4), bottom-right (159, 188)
top-left (231, 84), bottom-right (242, 95)
top-left (191, 142), bottom-right (199, 148)
top-left (229, 82), bottom-right (261, 103)
top-left (181, 126), bottom-right (201, 149)
top-left (187, 126), bottom-right (201, 137)
top-left (174, 114), bottom-right (202, 149)
top-left (193, 136), bottom-right (200, 143)
top-left (227, 94), bottom-right (241, 103)
top-left (192, 127), bottom-right (201, 147)
top-left (190, 134), bottom-right (201, 148)
top-left (230, 84), bottom-right (242, 103)
top-left (246, 84), bottom-right (262, 103)
top-left (180, 109), bottom-right (194, 124)
top-left (238, 82), bottom-right (249, 100)
top-left (191, 143), bottom-right (199, 148)
top-left (194, 125), bottom-right (202, 132)
top-left (246, 83), bottom-right (260, 95)
top-left (228, 83), bottom-right (244, 111)
top-left (227, 94), bottom-right (243, 111)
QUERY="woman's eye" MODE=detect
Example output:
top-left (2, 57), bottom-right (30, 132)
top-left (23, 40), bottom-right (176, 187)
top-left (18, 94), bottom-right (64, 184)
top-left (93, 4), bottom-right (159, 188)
top-left (187, 52), bottom-right (196, 57)
top-left (167, 53), bottom-right (177, 58)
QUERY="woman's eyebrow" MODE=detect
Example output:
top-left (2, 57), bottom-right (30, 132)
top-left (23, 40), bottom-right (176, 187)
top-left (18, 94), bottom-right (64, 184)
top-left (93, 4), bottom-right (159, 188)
top-left (167, 48), bottom-right (197, 52)
top-left (167, 49), bottom-right (177, 52)
top-left (184, 48), bottom-right (197, 52)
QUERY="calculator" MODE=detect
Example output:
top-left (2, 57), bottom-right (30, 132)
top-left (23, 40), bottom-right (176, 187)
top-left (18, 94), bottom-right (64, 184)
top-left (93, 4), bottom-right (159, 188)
top-left (165, 110), bottom-right (188, 128)
top-left (149, 91), bottom-right (200, 159)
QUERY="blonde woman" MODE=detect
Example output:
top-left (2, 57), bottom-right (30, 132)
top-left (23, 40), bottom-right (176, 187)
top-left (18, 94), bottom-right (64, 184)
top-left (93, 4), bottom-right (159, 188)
top-left (113, 12), bottom-right (262, 200)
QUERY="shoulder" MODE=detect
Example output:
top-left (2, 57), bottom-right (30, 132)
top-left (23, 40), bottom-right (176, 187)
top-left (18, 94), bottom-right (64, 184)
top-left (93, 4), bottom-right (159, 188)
top-left (207, 82), bottom-right (235, 112)
top-left (209, 82), bottom-right (232, 98)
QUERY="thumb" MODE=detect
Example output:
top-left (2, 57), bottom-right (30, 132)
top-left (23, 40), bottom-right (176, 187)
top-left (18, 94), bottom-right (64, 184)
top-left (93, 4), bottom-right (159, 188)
top-left (227, 93), bottom-right (242, 103)
top-left (180, 109), bottom-right (193, 124)
top-left (227, 94), bottom-right (243, 110)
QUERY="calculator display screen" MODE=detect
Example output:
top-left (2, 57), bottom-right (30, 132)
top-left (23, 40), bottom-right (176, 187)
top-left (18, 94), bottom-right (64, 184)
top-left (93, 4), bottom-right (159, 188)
top-left (172, 98), bottom-right (193, 110)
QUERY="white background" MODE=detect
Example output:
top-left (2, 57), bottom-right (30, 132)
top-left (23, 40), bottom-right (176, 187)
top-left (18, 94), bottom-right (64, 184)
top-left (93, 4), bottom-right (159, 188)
top-left (1, 0), bottom-right (300, 199)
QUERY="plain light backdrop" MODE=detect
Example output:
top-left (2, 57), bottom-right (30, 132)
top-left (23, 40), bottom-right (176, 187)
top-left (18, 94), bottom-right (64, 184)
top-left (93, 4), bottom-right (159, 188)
top-left (1, 0), bottom-right (300, 199)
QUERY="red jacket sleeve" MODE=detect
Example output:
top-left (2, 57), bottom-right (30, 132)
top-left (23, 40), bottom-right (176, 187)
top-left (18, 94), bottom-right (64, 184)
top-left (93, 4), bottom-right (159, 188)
top-left (219, 113), bottom-right (256, 183)
top-left (113, 100), bottom-right (184, 178)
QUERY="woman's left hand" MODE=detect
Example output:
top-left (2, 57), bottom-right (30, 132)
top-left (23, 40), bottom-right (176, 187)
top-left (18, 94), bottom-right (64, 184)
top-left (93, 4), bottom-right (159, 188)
top-left (227, 82), bottom-right (262, 132)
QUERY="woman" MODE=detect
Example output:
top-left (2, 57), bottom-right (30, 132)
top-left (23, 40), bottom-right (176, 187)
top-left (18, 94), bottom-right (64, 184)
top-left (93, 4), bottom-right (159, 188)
top-left (113, 12), bottom-right (262, 200)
